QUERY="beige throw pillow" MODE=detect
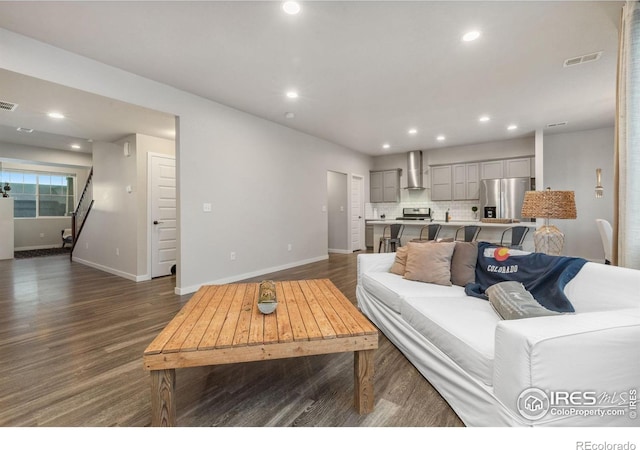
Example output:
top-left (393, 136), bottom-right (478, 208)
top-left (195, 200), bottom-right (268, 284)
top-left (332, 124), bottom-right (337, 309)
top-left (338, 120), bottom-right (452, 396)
top-left (404, 241), bottom-right (456, 286)
top-left (450, 241), bottom-right (478, 287)
top-left (389, 246), bottom-right (409, 275)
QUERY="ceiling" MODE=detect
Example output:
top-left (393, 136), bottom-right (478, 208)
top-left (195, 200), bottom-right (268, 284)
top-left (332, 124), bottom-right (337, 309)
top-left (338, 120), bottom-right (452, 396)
top-left (0, 1), bottom-right (623, 156)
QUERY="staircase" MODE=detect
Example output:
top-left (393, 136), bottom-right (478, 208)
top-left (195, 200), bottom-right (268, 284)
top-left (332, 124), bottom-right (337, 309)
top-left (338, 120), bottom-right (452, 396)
top-left (70, 167), bottom-right (94, 259)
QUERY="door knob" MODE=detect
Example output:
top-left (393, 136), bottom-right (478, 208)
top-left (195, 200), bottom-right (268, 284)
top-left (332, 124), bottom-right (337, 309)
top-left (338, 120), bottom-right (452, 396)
top-left (153, 220), bottom-right (164, 225)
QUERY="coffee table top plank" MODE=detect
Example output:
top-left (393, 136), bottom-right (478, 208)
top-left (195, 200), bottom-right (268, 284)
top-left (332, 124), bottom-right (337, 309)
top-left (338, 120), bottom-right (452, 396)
top-left (308, 281), bottom-right (351, 338)
top-left (280, 281), bottom-right (309, 341)
top-left (215, 284), bottom-right (248, 349)
top-left (274, 282), bottom-right (294, 343)
top-left (232, 283), bottom-right (257, 347)
top-left (296, 280), bottom-right (334, 340)
top-left (198, 284), bottom-right (239, 350)
top-left (321, 279), bottom-right (377, 336)
top-left (247, 290), bottom-right (266, 346)
top-left (179, 284), bottom-right (230, 352)
top-left (288, 281), bottom-right (324, 341)
top-left (144, 285), bottom-right (217, 355)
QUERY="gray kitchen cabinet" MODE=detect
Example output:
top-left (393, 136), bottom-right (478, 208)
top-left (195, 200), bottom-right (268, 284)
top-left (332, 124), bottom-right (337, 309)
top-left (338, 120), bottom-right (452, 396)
top-left (480, 160), bottom-right (504, 179)
top-left (431, 165), bottom-right (452, 201)
top-left (453, 163), bottom-right (479, 200)
top-left (504, 157), bottom-right (532, 178)
top-left (370, 169), bottom-right (400, 202)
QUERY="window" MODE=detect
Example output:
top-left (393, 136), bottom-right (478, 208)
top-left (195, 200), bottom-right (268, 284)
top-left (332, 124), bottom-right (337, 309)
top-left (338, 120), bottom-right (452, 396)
top-left (0, 169), bottom-right (76, 218)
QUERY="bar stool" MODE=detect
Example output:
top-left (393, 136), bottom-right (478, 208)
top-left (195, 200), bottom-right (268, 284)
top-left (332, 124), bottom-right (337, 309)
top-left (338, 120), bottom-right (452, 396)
top-left (411, 223), bottom-right (442, 242)
top-left (498, 226), bottom-right (529, 250)
top-left (454, 225), bottom-right (481, 242)
top-left (379, 224), bottom-right (404, 252)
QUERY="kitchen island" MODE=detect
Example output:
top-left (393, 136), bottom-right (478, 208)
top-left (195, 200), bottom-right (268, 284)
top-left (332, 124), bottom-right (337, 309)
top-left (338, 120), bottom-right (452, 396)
top-left (368, 219), bottom-right (537, 253)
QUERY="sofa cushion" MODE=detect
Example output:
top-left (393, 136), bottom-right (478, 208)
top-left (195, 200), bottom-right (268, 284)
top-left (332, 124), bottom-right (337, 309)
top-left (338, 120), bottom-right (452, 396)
top-left (486, 281), bottom-right (563, 320)
top-left (451, 241), bottom-right (478, 287)
top-left (401, 295), bottom-right (499, 386)
top-left (404, 241), bottom-right (456, 286)
top-left (362, 271), bottom-right (467, 313)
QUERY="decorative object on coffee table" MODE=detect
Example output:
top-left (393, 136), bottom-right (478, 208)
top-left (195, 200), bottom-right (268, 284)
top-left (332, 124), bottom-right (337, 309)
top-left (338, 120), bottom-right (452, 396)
top-left (521, 187), bottom-right (577, 255)
top-left (257, 280), bottom-right (277, 314)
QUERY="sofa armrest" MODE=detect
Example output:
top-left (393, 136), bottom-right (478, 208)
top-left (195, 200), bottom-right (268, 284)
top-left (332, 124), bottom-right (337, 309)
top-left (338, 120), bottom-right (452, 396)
top-left (493, 308), bottom-right (640, 422)
top-left (357, 252), bottom-right (396, 285)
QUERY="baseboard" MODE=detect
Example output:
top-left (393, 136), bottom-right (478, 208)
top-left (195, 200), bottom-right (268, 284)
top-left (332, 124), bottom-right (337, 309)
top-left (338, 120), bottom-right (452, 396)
top-left (328, 248), bottom-right (351, 254)
top-left (174, 254), bottom-right (329, 295)
top-left (15, 244), bottom-right (62, 251)
top-left (72, 256), bottom-right (145, 282)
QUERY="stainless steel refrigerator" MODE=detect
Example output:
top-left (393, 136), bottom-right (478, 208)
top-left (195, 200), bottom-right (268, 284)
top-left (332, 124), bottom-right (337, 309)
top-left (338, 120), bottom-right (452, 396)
top-left (479, 178), bottom-right (532, 220)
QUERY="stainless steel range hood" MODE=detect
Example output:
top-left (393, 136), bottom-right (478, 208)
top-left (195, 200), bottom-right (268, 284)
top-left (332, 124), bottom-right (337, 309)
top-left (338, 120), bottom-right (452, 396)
top-left (404, 150), bottom-right (425, 189)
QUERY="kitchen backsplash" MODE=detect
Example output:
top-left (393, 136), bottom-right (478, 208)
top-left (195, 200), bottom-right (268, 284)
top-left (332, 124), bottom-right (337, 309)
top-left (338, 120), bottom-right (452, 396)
top-left (366, 200), bottom-right (481, 222)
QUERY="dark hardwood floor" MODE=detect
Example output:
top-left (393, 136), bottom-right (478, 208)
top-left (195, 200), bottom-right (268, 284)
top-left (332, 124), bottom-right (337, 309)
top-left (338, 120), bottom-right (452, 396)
top-left (0, 251), bottom-right (463, 427)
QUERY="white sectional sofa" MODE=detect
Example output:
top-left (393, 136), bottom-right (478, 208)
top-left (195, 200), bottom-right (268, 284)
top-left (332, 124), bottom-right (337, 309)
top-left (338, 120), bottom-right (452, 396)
top-left (356, 247), bottom-right (640, 426)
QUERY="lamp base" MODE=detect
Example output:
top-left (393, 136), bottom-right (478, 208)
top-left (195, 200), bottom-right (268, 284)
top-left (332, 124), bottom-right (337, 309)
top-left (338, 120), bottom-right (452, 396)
top-left (533, 225), bottom-right (564, 256)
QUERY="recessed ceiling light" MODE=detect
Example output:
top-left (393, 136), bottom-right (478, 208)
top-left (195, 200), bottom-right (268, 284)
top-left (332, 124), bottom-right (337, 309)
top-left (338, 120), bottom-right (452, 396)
top-left (382, 143), bottom-right (390, 149)
top-left (47, 112), bottom-right (65, 119)
top-left (507, 124), bottom-right (518, 131)
top-left (436, 135), bottom-right (446, 141)
top-left (284, 112), bottom-right (295, 119)
top-left (71, 144), bottom-right (81, 149)
top-left (479, 115), bottom-right (490, 123)
top-left (408, 128), bottom-right (418, 135)
top-left (286, 91), bottom-right (299, 99)
top-left (282, 1), bottom-right (301, 15)
top-left (462, 30), bottom-right (481, 42)
top-left (16, 127), bottom-right (34, 133)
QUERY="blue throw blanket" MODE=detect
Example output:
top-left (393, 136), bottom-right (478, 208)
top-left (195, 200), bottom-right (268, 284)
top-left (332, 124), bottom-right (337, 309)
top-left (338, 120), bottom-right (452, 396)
top-left (465, 242), bottom-right (588, 313)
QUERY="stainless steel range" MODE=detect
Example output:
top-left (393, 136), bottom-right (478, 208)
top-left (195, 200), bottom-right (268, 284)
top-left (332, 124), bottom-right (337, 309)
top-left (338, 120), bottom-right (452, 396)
top-left (396, 207), bottom-right (432, 221)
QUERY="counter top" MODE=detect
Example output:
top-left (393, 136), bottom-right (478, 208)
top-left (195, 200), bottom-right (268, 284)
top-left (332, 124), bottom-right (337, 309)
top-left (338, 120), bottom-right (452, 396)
top-left (366, 220), bottom-right (536, 228)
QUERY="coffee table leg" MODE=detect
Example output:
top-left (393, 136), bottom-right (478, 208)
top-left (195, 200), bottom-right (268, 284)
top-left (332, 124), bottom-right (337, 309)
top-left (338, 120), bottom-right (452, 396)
top-left (150, 369), bottom-right (176, 426)
top-left (354, 349), bottom-right (375, 413)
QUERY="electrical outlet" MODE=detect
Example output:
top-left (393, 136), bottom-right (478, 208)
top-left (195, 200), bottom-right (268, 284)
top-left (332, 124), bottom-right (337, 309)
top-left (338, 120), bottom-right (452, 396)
top-left (230, 251), bottom-right (236, 260)
top-left (39, 233), bottom-right (44, 238)
top-left (116, 248), bottom-right (120, 256)
top-left (85, 242), bottom-right (89, 249)
top-left (203, 203), bottom-right (212, 212)
top-left (287, 244), bottom-right (292, 251)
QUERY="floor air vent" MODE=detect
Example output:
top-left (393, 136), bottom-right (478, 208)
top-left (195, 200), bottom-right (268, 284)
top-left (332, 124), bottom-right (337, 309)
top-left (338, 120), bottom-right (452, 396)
top-left (0, 100), bottom-right (18, 111)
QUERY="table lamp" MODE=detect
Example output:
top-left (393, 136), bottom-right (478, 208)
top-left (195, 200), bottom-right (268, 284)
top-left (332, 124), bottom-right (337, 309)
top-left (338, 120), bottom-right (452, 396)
top-left (521, 187), bottom-right (577, 255)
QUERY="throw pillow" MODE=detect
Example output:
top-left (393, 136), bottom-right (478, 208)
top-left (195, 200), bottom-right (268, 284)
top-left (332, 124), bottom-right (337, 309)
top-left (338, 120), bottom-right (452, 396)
top-left (450, 241), bottom-right (478, 287)
top-left (404, 241), bottom-right (456, 286)
top-left (486, 281), bottom-right (563, 320)
top-left (389, 246), bottom-right (409, 275)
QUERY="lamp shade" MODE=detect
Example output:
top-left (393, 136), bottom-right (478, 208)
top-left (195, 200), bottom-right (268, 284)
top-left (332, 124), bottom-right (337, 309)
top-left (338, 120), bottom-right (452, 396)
top-left (521, 189), bottom-right (577, 219)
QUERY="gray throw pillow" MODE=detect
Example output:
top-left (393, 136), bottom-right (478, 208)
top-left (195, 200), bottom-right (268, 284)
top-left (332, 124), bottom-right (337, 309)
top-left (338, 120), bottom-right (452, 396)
top-left (450, 241), bottom-right (478, 287)
top-left (486, 281), bottom-right (563, 320)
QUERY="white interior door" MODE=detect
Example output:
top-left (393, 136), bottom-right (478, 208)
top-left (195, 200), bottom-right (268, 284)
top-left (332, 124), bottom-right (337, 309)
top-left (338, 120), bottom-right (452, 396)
top-left (150, 155), bottom-right (176, 278)
top-left (351, 175), bottom-right (364, 251)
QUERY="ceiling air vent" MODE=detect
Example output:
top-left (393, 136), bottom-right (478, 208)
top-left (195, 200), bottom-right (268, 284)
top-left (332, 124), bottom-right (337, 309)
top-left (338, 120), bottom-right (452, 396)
top-left (546, 121), bottom-right (568, 128)
top-left (0, 100), bottom-right (18, 111)
top-left (16, 127), bottom-right (34, 133)
top-left (563, 51), bottom-right (602, 67)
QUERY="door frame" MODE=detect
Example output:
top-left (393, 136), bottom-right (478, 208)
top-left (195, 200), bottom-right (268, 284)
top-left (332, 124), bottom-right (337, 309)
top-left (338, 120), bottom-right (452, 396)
top-left (147, 151), bottom-right (177, 279)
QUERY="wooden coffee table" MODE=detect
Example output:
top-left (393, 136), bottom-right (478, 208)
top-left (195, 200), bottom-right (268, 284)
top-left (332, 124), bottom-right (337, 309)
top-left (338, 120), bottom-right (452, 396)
top-left (143, 278), bottom-right (378, 426)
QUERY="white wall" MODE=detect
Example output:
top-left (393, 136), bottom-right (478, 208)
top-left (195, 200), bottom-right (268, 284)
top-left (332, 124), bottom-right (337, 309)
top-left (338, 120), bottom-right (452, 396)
top-left (72, 141), bottom-right (139, 279)
top-left (543, 127), bottom-right (615, 261)
top-left (0, 28), bottom-right (372, 293)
